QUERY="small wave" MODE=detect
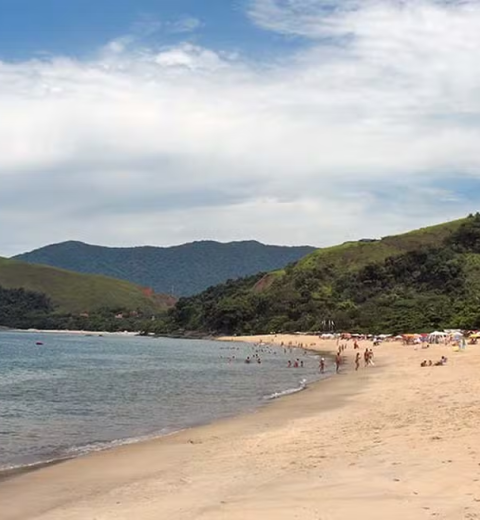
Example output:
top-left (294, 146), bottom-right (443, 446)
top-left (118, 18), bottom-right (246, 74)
top-left (264, 379), bottom-right (307, 400)
top-left (0, 428), bottom-right (184, 474)
top-left (0, 456), bottom-right (69, 473)
top-left (63, 428), bottom-right (182, 457)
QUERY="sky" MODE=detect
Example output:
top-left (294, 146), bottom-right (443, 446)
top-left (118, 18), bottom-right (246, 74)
top-left (2, 0), bottom-right (480, 256)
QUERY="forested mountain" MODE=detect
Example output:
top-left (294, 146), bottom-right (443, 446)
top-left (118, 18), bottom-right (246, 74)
top-left (14, 241), bottom-right (316, 297)
top-left (159, 216), bottom-right (480, 335)
top-left (0, 257), bottom-right (175, 330)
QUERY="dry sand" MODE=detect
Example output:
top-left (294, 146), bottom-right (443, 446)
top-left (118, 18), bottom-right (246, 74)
top-left (1, 335), bottom-right (480, 520)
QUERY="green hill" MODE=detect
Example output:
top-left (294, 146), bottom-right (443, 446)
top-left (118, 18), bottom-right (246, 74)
top-left (0, 257), bottom-right (175, 330)
top-left (14, 240), bottom-right (316, 297)
top-left (163, 216), bottom-right (480, 335)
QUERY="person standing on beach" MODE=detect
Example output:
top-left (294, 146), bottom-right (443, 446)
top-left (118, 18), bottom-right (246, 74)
top-left (319, 358), bottom-right (325, 373)
top-left (364, 348), bottom-right (369, 367)
top-left (355, 352), bottom-right (361, 371)
top-left (335, 352), bottom-right (341, 374)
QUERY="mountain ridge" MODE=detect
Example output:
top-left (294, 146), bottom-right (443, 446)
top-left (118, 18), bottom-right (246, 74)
top-left (14, 240), bottom-right (317, 296)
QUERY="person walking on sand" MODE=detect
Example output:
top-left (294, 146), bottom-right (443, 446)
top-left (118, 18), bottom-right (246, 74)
top-left (335, 352), bottom-right (341, 374)
top-left (368, 349), bottom-right (375, 366)
top-left (355, 352), bottom-right (361, 371)
top-left (364, 348), bottom-right (369, 367)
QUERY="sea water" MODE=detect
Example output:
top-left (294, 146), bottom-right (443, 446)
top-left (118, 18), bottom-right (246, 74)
top-left (0, 331), bottom-right (329, 471)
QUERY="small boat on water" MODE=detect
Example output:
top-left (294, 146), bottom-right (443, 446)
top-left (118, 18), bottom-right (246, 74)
top-left (36, 341), bottom-right (44, 346)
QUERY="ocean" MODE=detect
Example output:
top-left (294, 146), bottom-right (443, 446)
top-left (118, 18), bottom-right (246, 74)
top-left (0, 331), bottom-right (328, 471)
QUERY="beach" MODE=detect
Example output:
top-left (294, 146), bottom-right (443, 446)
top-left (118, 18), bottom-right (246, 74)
top-left (1, 335), bottom-right (479, 520)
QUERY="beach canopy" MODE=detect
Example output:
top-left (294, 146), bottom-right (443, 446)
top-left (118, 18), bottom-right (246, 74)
top-left (429, 331), bottom-right (447, 336)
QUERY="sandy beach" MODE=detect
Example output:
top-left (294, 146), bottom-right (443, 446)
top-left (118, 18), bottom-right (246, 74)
top-left (1, 334), bottom-right (479, 520)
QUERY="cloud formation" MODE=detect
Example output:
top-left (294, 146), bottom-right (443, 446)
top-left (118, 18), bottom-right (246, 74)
top-left (1, 1), bottom-right (480, 255)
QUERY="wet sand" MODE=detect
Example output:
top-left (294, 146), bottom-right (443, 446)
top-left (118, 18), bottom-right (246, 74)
top-left (1, 335), bottom-right (479, 520)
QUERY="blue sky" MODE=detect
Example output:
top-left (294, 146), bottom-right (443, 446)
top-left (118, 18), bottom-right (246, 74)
top-left (1, 0), bottom-right (480, 255)
top-left (0, 0), bottom-right (299, 60)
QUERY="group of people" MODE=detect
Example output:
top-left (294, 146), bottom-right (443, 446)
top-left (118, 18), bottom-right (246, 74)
top-left (245, 353), bottom-right (262, 364)
top-left (287, 359), bottom-right (304, 368)
top-left (336, 344), bottom-right (375, 373)
top-left (239, 336), bottom-right (378, 375)
top-left (355, 348), bottom-right (375, 370)
top-left (420, 356), bottom-right (448, 367)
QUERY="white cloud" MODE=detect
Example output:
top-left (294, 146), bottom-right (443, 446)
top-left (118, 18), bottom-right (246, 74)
top-left (2, 1), bottom-right (480, 255)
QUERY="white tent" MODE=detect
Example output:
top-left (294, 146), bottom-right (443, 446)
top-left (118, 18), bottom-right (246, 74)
top-left (428, 331), bottom-right (447, 344)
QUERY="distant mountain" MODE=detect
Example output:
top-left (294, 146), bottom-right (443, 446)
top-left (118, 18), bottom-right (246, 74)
top-left (14, 241), bottom-right (317, 296)
top-left (0, 256), bottom-right (175, 316)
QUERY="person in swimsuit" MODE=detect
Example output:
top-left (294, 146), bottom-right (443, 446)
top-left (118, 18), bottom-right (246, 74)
top-left (319, 358), bottom-right (325, 373)
top-left (335, 352), bottom-right (341, 374)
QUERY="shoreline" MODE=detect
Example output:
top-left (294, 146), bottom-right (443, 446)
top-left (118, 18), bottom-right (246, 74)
top-left (0, 336), bottom-right (358, 519)
top-left (0, 335), bottom-right (330, 484)
top-left (2, 335), bottom-right (479, 519)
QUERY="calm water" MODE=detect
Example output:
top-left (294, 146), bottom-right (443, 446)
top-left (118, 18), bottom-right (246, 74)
top-left (0, 331), bottom-right (328, 470)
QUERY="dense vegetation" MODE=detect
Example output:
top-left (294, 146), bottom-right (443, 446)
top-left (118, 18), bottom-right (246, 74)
top-left (0, 283), bottom-right (163, 331)
top-left (0, 257), bottom-right (174, 331)
top-left (0, 286), bottom-right (53, 329)
top-left (14, 240), bottom-right (316, 296)
top-left (157, 215), bottom-right (480, 335)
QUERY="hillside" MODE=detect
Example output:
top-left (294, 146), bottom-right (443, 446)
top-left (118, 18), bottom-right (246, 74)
top-left (0, 257), bottom-right (175, 315)
top-left (163, 216), bottom-right (480, 335)
top-left (14, 241), bottom-right (317, 297)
